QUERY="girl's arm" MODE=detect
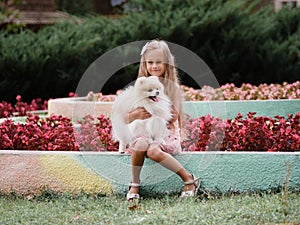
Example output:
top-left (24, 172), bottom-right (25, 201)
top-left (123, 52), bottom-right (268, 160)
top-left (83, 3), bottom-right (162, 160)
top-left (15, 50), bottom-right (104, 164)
top-left (125, 107), bottom-right (152, 124)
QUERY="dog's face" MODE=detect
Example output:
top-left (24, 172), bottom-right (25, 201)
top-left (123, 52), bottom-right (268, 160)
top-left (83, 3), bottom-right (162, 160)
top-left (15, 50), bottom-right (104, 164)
top-left (134, 76), bottom-right (164, 102)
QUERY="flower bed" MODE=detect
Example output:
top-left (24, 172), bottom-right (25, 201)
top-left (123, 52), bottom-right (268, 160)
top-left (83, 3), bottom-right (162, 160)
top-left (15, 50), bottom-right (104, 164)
top-left (183, 81), bottom-right (300, 101)
top-left (2, 82), bottom-right (299, 119)
top-left (1, 112), bottom-right (299, 152)
top-left (0, 114), bottom-right (79, 151)
top-left (86, 81), bottom-right (300, 102)
top-left (1, 82), bottom-right (299, 151)
top-left (182, 112), bottom-right (300, 151)
top-left (0, 95), bottom-right (48, 118)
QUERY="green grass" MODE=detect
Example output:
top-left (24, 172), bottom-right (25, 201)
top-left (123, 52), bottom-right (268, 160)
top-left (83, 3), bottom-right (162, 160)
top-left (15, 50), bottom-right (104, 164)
top-left (0, 192), bottom-right (300, 224)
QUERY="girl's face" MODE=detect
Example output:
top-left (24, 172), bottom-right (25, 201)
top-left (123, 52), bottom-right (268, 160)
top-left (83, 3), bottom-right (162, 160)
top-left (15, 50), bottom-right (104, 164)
top-left (144, 49), bottom-right (167, 77)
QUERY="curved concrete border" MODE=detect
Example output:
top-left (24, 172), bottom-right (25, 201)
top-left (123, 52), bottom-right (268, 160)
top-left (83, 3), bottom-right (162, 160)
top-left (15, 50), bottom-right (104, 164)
top-left (0, 151), bottom-right (299, 196)
top-left (2, 99), bottom-right (299, 196)
top-left (48, 98), bottom-right (300, 119)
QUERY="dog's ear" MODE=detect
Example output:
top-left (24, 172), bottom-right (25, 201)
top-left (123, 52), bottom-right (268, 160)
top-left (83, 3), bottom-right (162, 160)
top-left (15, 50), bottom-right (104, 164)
top-left (135, 77), bottom-right (146, 86)
top-left (150, 76), bottom-right (159, 82)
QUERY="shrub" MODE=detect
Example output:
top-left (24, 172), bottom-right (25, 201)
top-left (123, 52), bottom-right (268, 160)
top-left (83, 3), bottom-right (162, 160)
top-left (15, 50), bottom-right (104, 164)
top-left (55, 0), bottom-right (94, 15)
top-left (1, 0), bottom-right (300, 102)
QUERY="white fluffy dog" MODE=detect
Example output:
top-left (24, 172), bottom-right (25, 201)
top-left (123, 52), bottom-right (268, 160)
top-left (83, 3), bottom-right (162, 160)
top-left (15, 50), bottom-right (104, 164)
top-left (111, 76), bottom-right (172, 153)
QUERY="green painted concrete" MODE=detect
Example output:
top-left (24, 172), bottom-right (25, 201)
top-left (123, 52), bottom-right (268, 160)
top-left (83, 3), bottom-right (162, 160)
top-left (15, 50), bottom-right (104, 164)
top-left (72, 152), bottom-right (300, 196)
top-left (183, 99), bottom-right (300, 119)
top-left (0, 151), bottom-right (299, 196)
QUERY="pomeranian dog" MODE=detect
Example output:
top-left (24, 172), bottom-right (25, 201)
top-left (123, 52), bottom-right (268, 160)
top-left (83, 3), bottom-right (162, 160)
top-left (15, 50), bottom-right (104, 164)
top-left (111, 76), bottom-right (172, 153)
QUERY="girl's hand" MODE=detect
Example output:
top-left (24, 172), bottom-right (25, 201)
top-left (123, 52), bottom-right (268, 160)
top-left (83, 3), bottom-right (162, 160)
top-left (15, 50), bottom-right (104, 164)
top-left (128, 107), bottom-right (152, 123)
top-left (167, 106), bottom-right (179, 131)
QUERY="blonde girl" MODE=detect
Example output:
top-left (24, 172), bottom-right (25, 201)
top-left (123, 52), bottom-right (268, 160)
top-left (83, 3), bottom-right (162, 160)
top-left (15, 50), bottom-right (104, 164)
top-left (126, 40), bottom-right (200, 202)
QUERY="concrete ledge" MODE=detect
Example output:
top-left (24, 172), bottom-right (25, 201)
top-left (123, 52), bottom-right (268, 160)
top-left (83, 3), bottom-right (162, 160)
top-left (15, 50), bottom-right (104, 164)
top-left (183, 99), bottom-right (300, 119)
top-left (1, 151), bottom-right (299, 196)
top-left (48, 97), bottom-right (113, 119)
top-left (48, 98), bottom-right (300, 119)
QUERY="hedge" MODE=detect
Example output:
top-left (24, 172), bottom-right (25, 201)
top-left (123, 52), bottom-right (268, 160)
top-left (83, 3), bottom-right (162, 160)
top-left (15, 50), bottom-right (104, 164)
top-left (1, 0), bottom-right (299, 103)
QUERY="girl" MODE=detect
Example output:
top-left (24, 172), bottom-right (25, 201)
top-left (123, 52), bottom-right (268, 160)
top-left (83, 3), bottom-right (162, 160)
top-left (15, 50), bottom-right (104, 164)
top-left (126, 40), bottom-right (200, 202)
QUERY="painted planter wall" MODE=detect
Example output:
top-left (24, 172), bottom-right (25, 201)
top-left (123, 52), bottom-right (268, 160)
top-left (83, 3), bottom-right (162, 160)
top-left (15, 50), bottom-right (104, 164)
top-left (72, 152), bottom-right (300, 195)
top-left (1, 98), bottom-right (299, 196)
top-left (183, 99), bottom-right (300, 119)
top-left (0, 151), bottom-right (299, 196)
top-left (48, 98), bottom-right (300, 119)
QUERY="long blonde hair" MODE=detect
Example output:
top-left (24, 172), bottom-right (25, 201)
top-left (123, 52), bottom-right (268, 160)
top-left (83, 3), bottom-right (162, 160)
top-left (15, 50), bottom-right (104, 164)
top-left (138, 40), bottom-right (183, 130)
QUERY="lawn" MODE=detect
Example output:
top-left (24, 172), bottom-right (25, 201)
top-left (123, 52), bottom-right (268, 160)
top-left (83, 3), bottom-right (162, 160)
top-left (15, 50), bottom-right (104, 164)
top-left (1, 192), bottom-right (300, 224)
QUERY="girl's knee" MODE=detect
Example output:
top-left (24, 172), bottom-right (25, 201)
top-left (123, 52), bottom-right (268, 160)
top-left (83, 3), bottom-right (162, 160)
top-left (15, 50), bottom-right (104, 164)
top-left (146, 145), bottom-right (164, 159)
top-left (132, 138), bottom-right (149, 151)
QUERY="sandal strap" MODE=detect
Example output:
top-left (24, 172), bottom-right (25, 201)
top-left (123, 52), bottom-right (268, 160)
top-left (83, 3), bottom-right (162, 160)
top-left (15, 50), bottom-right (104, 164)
top-left (184, 180), bottom-right (195, 185)
top-left (183, 174), bottom-right (200, 185)
top-left (181, 174), bottom-right (201, 198)
top-left (129, 183), bottom-right (140, 187)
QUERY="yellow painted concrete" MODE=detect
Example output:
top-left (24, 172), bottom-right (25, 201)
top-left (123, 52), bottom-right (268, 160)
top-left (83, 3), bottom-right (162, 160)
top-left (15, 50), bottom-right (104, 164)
top-left (40, 155), bottom-right (113, 195)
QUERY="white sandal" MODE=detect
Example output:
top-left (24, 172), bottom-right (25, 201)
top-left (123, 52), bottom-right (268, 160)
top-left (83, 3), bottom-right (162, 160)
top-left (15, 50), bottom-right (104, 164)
top-left (126, 183), bottom-right (140, 202)
top-left (180, 174), bottom-right (201, 198)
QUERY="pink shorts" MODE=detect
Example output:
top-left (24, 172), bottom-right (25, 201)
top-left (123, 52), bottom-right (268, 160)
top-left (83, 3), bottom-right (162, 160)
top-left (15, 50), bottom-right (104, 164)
top-left (126, 132), bottom-right (182, 155)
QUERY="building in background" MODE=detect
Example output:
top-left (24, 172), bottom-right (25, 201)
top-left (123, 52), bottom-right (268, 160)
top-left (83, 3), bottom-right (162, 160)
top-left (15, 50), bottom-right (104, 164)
top-left (1, 0), bottom-right (70, 29)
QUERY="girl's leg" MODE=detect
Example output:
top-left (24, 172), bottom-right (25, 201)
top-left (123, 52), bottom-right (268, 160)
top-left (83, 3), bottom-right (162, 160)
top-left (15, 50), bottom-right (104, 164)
top-left (146, 144), bottom-right (196, 192)
top-left (129, 138), bottom-right (149, 195)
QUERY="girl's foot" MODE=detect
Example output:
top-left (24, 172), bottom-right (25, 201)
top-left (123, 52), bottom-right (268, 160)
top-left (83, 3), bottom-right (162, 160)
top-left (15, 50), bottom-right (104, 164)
top-left (128, 186), bottom-right (139, 195)
top-left (127, 183), bottom-right (140, 203)
top-left (183, 174), bottom-right (196, 191)
top-left (181, 174), bottom-right (201, 198)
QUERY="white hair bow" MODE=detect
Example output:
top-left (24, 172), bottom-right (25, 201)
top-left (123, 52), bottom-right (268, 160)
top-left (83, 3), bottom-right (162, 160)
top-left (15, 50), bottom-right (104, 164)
top-left (140, 42), bottom-right (149, 56)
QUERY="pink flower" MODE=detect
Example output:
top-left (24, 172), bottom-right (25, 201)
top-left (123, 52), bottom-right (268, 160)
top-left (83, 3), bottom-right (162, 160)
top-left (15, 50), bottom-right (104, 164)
top-left (16, 95), bottom-right (21, 102)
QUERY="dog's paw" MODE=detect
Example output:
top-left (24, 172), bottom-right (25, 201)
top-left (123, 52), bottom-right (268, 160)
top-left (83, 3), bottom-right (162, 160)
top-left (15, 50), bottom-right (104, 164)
top-left (118, 144), bottom-right (126, 153)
